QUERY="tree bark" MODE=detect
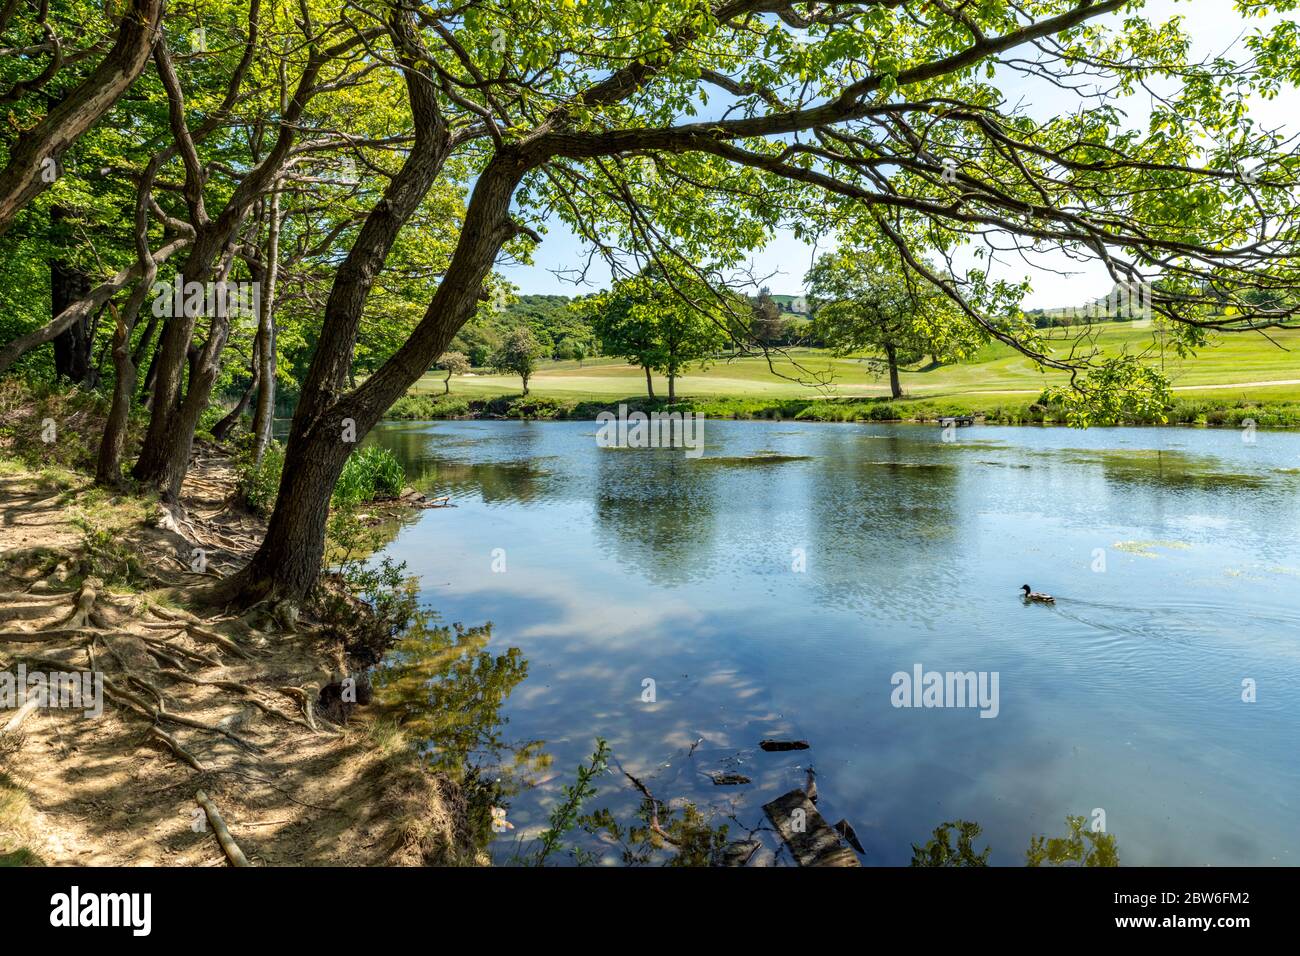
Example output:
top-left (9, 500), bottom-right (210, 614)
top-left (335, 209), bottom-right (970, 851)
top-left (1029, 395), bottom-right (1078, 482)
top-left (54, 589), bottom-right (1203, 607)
top-left (644, 365), bottom-right (655, 399)
top-left (0, 0), bottom-right (164, 236)
top-left (885, 342), bottom-right (902, 399)
top-left (668, 371), bottom-right (676, 403)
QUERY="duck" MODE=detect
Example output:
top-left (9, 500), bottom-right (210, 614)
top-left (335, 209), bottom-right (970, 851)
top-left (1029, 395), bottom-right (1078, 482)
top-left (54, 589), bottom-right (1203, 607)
top-left (1021, 584), bottom-right (1055, 604)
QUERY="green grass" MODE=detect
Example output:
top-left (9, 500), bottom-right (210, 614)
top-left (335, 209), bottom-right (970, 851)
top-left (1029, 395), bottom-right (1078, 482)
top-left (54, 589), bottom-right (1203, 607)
top-left (394, 323), bottom-right (1300, 426)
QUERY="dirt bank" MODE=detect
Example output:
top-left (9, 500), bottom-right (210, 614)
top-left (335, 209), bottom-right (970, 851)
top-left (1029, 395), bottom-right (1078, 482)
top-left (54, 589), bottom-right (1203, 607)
top-left (0, 448), bottom-right (484, 867)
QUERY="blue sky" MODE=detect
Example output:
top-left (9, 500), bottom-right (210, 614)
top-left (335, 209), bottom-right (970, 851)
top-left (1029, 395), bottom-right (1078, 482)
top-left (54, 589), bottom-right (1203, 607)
top-left (500, 0), bottom-right (1293, 309)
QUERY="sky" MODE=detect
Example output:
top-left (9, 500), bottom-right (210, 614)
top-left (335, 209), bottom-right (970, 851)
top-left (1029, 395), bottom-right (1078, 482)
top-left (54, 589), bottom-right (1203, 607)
top-left (499, 0), bottom-right (1294, 309)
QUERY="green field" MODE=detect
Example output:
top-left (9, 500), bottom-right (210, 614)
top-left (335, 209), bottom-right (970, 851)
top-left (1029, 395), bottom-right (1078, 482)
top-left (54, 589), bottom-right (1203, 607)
top-left (417, 323), bottom-right (1300, 408)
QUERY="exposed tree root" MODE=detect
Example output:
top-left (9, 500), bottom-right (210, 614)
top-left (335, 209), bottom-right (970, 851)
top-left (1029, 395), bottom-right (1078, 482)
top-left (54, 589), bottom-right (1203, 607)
top-left (195, 789), bottom-right (251, 867)
top-left (149, 726), bottom-right (208, 772)
top-left (277, 685), bottom-right (320, 731)
top-left (158, 669), bottom-right (318, 733)
top-left (47, 578), bottom-right (99, 630)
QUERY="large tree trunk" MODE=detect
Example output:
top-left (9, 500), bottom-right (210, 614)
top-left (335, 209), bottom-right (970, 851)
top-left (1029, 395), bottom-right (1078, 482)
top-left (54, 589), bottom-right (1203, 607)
top-left (885, 342), bottom-right (902, 399)
top-left (0, 0), bottom-right (164, 236)
top-left (219, 157), bottom-right (523, 606)
top-left (644, 365), bottom-right (655, 399)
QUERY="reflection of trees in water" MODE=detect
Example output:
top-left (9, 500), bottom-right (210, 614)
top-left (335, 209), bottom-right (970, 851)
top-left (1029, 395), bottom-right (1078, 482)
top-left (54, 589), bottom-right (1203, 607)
top-left (369, 426), bottom-right (554, 503)
top-left (911, 815), bottom-right (1119, 867)
top-left (591, 449), bottom-right (722, 586)
top-left (372, 616), bottom-right (545, 787)
top-left (427, 459), bottom-right (552, 503)
top-left (804, 432), bottom-right (966, 620)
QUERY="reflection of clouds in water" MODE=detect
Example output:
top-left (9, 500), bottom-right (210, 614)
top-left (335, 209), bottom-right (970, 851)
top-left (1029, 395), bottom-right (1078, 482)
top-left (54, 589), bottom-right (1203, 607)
top-left (371, 419), bottom-right (1300, 866)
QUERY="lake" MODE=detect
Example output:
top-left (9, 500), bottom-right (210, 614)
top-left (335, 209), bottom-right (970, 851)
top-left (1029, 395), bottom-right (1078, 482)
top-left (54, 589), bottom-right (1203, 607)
top-left (365, 417), bottom-right (1300, 866)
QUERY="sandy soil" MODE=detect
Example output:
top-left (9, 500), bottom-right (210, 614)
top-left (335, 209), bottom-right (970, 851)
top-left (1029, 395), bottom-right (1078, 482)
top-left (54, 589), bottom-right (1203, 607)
top-left (0, 454), bottom-right (479, 867)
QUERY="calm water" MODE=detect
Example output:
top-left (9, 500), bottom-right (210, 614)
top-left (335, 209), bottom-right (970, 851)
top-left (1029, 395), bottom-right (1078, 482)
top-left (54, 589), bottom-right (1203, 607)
top-left (366, 418), bottom-right (1300, 866)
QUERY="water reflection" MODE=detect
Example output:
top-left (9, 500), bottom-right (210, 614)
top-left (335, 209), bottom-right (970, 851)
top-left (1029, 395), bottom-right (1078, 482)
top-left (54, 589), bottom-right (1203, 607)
top-left (366, 420), bottom-right (1300, 866)
top-left (372, 616), bottom-right (544, 807)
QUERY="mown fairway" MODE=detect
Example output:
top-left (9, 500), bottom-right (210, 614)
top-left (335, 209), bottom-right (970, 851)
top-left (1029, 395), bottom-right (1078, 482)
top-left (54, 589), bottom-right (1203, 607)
top-left (416, 323), bottom-right (1300, 404)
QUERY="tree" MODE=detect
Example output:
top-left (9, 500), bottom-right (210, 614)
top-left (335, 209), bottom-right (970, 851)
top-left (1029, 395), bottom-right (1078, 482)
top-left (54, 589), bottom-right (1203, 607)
top-left (806, 248), bottom-right (983, 399)
top-left (750, 289), bottom-right (789, 346)
top-left (585, 267), bottom-right (733, 401)
top-left (490, 329), bottom-right (542, 395)
top-left (12, 0), bottom-right (1283, 606)
top-left (437, 350), bottom-right (470, 394)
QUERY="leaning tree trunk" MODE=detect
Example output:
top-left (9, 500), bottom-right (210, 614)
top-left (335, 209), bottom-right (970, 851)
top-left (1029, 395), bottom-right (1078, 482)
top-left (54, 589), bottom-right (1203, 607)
top-left (206, 8), bottom-right (458, 605)
top-left (885, 342), bottom-right (902, 399)
top-left (644, 365), bottom-right (655, 399)
top-left (218, 156), bottom-right (524, 606)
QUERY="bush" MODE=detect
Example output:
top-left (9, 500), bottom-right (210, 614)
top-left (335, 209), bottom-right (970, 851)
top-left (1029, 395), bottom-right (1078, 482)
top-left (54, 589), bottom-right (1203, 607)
top-left (334, 446), bottom-right (405, 506)
top-left (385, 394), bottom-right (472, 419)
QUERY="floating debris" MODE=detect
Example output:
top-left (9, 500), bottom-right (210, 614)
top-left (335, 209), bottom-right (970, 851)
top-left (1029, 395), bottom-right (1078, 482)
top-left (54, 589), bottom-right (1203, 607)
top-left (708, 772), bottom-right (752, 786)
top-left (760, 739), bottom-right (810, 752)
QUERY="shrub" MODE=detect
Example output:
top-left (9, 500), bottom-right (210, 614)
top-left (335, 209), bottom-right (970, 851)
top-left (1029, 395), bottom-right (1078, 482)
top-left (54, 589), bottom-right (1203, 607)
top-left (334, 446), bottom-right (406, 505)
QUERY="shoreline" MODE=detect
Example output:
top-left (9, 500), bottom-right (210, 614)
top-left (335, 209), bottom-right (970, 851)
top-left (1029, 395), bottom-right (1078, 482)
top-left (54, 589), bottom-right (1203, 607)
top-left (382, 391), bottom-right (1300, 429)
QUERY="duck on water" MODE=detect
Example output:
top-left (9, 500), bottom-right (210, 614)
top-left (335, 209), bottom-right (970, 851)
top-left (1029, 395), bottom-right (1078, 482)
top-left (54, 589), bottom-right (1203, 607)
top-left (1021, 584), bottom-right (1055, 604)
